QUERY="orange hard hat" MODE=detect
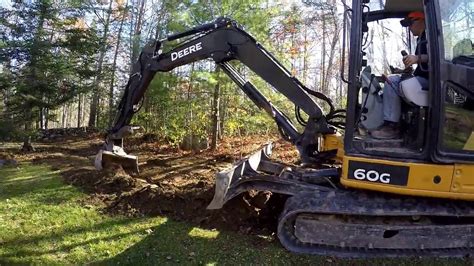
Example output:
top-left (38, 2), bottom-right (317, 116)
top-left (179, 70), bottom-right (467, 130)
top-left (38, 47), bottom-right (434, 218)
top-left (407, 11), bottom-right (425, 19)
top-left (400, 11), bottom-right (425, 27)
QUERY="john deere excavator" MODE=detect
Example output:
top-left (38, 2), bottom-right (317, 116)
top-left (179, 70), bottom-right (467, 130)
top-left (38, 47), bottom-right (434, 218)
top-left (95, 0), bottom-right (474, 257)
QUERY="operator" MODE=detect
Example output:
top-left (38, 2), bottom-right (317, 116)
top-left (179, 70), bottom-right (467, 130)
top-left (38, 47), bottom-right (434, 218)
top-left (371, 11), bottom-right (429, 139)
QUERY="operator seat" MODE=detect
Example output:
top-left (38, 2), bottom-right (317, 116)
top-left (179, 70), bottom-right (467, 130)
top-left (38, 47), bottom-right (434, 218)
top-left (399, 76), bottom-right (429, 150)
top-left (400, 77), bottom-right (429, 107)
top-left (359, 66), bottom-right (384, 131)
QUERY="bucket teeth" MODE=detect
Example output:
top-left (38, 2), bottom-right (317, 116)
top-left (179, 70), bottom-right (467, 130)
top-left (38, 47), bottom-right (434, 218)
top-left (207, 169), bottom-right (234, 210)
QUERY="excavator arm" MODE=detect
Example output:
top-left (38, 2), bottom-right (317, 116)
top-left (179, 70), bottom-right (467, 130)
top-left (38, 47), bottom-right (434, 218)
top-left (95, 17), bottom-right (340, 173)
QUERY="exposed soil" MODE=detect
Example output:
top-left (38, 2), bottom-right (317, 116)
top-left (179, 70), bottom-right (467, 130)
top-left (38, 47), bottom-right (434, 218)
top-left (1, 133), bottom-right (299, 236)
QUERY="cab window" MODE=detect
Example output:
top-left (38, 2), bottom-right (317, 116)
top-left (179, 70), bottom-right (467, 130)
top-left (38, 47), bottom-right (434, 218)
top-left (439, 0), bottom-right (474, 153)
top-left (440, 0), bottom-right (474, 62)
top-left (442, 84), bottom-right (474, 151)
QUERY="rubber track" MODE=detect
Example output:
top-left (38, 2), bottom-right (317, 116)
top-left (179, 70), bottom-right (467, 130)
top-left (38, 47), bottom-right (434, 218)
top-left (277, 189), bottom-right (474, 257)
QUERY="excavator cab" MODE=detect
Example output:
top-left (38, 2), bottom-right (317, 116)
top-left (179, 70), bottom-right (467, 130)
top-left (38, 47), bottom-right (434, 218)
top-left (342, 0), bottom-right (474, 195)
top-left (348, 0), bottom-right (432, 154)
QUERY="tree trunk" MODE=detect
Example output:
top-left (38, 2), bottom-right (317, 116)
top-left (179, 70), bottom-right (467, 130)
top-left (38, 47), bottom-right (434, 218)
top-left (130, 0), bottom-right (146, 66)
top-left (39, 108), bottom-right (44, 129)
top-left (219, 95), bottom-right (226, 140)
top-left (218, 84), bottom-right (228, 140)
top-left (303, 22), bottom-right (309, 84)
top-left (77, 93), bottom-right (82, 128)
top-left (45, 107), bottom-right (49, 129)
top-left (211, 68), bottom-right (221, 150)
top-left (153, 1), bottom-right (166, 39)
top-left (62, 105), bottom-right (66, 128)
top-left (320, 14), bottom-right (326, 92)
top-left (88, 0), bottom-right (114, 128)
top-left (322, 10), bottom-right (340, 96)
top-left (65, 103), bottom-right (70, 128)
top-left (108, 1), bottom-right (128, 127)
top-left (186, 63), bottom-right (195, 141)
top-left (1, 88), bottom-right (8, 119)
top-left (25, 2), bottom-right (47, 131)
top-left (21, 136), bottom-right (35, 152)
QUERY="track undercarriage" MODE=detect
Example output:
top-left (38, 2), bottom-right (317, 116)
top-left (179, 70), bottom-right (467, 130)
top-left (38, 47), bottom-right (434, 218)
top-left (208, 144), bottom-right (474, 257)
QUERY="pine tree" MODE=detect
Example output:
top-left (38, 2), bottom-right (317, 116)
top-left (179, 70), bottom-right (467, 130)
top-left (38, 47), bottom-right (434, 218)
top-left (0, 0), bottom-right (100, 136)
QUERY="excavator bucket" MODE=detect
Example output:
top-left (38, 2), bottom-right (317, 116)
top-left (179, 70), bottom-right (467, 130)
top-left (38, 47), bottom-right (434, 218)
top-left (208, 143), bottom-right (274, 209)
top-left (207, 143), bottom-right (331, 209)
top-left (95, 149), bottom-right (139, 174)
top-left (94, 126), bottom-right (141, 174)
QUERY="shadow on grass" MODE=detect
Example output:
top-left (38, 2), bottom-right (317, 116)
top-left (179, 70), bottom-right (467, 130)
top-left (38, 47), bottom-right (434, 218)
top-left (98, 219), bottom-right (289, 265)
top-left (0, 218), bottom-right (154, 259)
top-left (0, 163), bottom-right (168, 264)
top-left (0, 163), bottom-right (293, 264)
top-left (97, 221), bottom-right (474, 266)
top-left (0, 165), bottom-right (87, 206)
top-left (0, 162), bottom-right (471, 265)
top-left (98, 220), bottom-right (474, 266)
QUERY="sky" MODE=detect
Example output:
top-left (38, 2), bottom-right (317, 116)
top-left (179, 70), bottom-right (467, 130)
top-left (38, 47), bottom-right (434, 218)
top-left (0, 0), bottom-right (410, 78)
top-left (0, 0), bottom-right (10, 8)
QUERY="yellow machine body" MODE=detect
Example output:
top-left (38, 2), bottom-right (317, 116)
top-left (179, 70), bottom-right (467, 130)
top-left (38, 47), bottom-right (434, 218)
top-left (341, 156), bottom-right (474, 201)
top-left (322, 133), bottom-right (474, 201)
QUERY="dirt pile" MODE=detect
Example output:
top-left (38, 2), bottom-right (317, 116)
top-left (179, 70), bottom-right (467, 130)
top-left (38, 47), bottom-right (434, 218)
top-left (38, 127), bottom-right (101, 142)
top-left (65, 164), bottom-right (140, 193)
top-left (7, 134), bottom-right (297, 235)
top-left (0, 152), bottom-right (15, 160)
top-left (65, 160), bottom-right (285, 234)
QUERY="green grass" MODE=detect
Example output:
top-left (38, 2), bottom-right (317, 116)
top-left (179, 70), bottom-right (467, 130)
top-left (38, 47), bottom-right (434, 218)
top-left (0, 164), bottom-right (471, 265)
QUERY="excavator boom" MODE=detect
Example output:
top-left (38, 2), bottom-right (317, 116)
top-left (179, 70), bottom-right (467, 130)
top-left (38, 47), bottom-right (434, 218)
top-left (96, 17), bottom-right (340, 173)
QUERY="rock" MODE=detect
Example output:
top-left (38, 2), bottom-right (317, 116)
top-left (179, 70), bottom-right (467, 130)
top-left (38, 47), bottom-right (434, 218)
top-left (180, 135), bottom-right (209, 151)
top-left (0, 159), bottom-right (18, 168)
top-left (193, 137), bottom-right (209, 151)
top-left (180, 135), bottom-right (193, 151)
top-left (37, 127), bottom-right (100, 141)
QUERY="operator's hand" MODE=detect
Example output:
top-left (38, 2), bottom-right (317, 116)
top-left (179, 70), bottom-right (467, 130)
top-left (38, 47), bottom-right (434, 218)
top-left (402, 55), bottom-right (418, 67)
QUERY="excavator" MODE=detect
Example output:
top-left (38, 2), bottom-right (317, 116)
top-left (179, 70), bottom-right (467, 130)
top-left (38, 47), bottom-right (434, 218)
top-left (95, 0), bottom-right (474, 257)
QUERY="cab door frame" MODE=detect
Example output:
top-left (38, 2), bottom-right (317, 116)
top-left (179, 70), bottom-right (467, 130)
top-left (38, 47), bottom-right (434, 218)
top-left (343, 0), bottom-right (431, 162)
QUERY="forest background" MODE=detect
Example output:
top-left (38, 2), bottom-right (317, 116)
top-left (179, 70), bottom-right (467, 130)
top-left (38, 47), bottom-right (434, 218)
top-left (0, 0), bottom-right (392, 149)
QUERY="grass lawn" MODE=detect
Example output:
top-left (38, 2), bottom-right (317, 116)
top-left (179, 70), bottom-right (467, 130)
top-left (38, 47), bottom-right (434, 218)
top-left (0, 163), bottom-right (470, 265)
